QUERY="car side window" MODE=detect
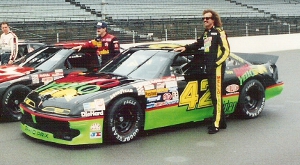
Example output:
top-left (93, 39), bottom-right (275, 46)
top-left (67, 51), bottom-right (99, 72)
top-left (226, 57), bottom-right (241, 69)
top-left (170, 55), bottom-right (190, 75)
top-left (18, 45), bottom-right (28, 58)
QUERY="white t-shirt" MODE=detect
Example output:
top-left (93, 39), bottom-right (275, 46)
top-left (0, 31), bottom-right (18, 60)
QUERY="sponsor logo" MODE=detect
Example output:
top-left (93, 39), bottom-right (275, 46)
top-left (90, 132), bottom-right (102, 139)
top-left (81, 110), bottom-right (104, 117)
top-left (24, 125), bottom-right (49, 138)
top-left (110, 89), bottom-right (133, 99)
top-left (226, 84), bottom-right (239, 93)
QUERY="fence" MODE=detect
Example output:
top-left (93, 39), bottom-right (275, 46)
top-left (9, 15), bottom-right (300, 44)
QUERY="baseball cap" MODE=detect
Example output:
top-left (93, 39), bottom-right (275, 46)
top-left (95, 22), bottom-right (107, 29)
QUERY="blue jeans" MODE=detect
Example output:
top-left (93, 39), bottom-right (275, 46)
top-left (1, 52), bottom-right (10, 65)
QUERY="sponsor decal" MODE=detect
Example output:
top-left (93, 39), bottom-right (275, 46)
top-left (172, 91), bottom-right (179, 100)
top-left (90, 123), bottom-right (102, 139)
top-left (94, 98), bottom-right (105, 110)
top-left (41, 76), bottom-right (54, 84)
top-left (223, 100), bottom-right (237, 113)
top-left (144, 84), bottom-right (155, 90)
top-left (24, 125), bottom-right (49, 138)
top-left (31, 74), bottom-right (39, 84)
top-left (176, 76), bottom-right (185, 81)
top-left (147, 95), bottom-right (161, 102)
top-left (90, 132), bottom-right (102, 139)
top-left (110, 89), bottom-right (133, 99)
top-left (226, 84), bottom-right (239, 93)
top-left (156, 82), bottom-right (165, 89)
top-left (163, 93), bottom-right (173, 101)
top-left (146, 102), bottom-right (155, 109)
top-left (82, 99), bottom-right (105, 117)
top-left (81, 110), bottom-right (104, 117)
top-left (217, 76), bottom-right (221, 94)
top-left (37, 82), bottom-right (101, 96)
top-left (165, 81), bottom-right (177, 88)
top-left (31, 71), bottom-right (64, 85)
top-left (42, 107), bottom-right (70, 115)
top-left (233, 64), bottom-right (268, 85)
top-left (90, 123), bottom-right (101, 131)
top-left (145, 89), bottom-right (157, 98)
top-left (156, 88), bottom-right (169, 93)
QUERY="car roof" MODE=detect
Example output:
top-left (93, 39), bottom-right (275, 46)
top-left (130, 43), bottom-right (185, 50)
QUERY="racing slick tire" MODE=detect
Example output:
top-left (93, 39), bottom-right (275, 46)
top-left (1, 84), bottom-right (32, 121)
top-left (105, 97), bottom-right (144, 143)
top-left (237, 80), bottom-right (265, 119)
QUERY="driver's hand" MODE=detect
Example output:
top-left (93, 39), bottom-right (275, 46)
top-left (72, 45), bottom-right (82, 52)
top-left (174, 47), bottom-right (186, 52)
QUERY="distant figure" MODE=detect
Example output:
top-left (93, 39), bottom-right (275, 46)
top-left (73, 21), bottom-right (120, 66)
top-left (0, 22), bottom-right (18, 65)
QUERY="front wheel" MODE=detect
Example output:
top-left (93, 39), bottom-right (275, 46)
top-left (237, 80), bottom-right (265, 119)
top-left (1, 84), bottom-right (32, 121)
top-left (105, 97), bottom-right (144, 143)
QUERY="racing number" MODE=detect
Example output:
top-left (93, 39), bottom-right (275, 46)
top-left (198, 79), bottom-right (212, 108)
top-left (179, 80), bottom-right (212, 110)
top-left (179, 81), bottom-right (199, 110)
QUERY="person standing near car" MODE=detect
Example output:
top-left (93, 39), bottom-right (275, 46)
top-left (0, 22), bottom-right (18, 65)
top-left (72, 21), bottom-right (120, 65)
top-left (174, 9), bottom-right (230, 134)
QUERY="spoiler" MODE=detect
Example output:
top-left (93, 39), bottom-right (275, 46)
top-left (234, 52), bottom-right (279, 65)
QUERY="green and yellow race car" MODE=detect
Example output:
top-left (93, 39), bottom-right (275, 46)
top-left (20, 43), bottom-right (283, 145)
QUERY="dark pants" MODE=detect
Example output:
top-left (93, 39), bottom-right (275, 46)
top-left (207, 64), bottom-right (226, 128)
top-left (1, 52), bottom-right (11, 65)
top-left (100, 54), bottom-right (114, 66)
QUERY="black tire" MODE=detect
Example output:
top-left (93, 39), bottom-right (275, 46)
top-left (105, 97), bottom-right (144, 143)
top-left (1, 84), bottom-right (32, 121)
top-left (237, 80), bottom-right (265, 119)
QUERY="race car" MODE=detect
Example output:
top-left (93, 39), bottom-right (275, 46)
top-left (0, 46), bottom-right (100, 121)
top-left (20, 43), bottom-right (284, 145)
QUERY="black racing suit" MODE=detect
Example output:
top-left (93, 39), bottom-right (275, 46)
top-left (185, 26), bottom-right (230, 128)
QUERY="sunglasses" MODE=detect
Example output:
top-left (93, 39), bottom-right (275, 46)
top-left (202, 17), bottom-right (212, 21)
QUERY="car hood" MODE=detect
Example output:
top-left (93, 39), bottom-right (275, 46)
top-left (0, 65), bottom-right (34, 83)
top-left (24, 71), bottom-right (138, 116)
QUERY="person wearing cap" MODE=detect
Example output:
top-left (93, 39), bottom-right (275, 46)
top-left (174, 9), bottom-right (230, 134)
top-left (0, 22), bottom-right (18, 65)
top-left (72, 21), bottom-right (120, 65)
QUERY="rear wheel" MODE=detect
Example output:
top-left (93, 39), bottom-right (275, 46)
top-left (1, 85), bottom-right (31, 121)
top-left (105, 97), bottom-right (144, 143)
top-left (237, 80), bottom-right (265, 119)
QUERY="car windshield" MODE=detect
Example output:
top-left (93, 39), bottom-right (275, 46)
top-left (21, 48), bottom-right (69, 70)
top-left (100, 49), bottom-right (171, 79)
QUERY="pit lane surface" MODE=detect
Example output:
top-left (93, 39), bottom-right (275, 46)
top-left (0, 49), bottom-right (299, 165)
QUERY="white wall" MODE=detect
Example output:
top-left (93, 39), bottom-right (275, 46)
top-left (121, 33), bottom-right (300, 53)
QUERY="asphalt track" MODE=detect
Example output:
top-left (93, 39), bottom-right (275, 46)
top-left (1, 49), bottom-right (300, 165)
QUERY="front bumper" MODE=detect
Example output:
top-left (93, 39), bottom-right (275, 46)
top-left (20, 104), bottom-right (104, 145)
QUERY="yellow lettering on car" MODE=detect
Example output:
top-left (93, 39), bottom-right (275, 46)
top-left (179, 79), bottom-right (213, 110)
top-left (198, 79), bottom-right (212, 108)
top-left (179, 81), bottom-right (199, 110)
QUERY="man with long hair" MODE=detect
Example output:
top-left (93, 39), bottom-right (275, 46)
top-left (174, 9), bottom-right (230, 134)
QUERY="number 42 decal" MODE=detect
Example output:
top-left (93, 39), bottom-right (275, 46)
top-left (179, 80), bottom-right (212, 110)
